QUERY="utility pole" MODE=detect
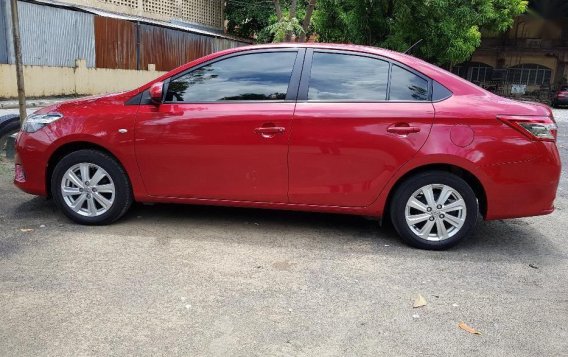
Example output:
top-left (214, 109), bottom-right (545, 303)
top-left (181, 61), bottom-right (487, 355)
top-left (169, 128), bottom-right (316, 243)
top-left (9, 0), bottom-right (26, 123)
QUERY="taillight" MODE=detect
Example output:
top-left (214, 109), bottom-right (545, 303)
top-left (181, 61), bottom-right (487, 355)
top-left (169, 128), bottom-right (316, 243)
top-left (498, 115), bottom-right (558, 142)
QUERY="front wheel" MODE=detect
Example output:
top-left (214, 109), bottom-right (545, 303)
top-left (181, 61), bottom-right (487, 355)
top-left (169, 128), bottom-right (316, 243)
top-left (51, 149), bottom-right (132, 225)
top-left (390, 171), bottom-right (478, 250)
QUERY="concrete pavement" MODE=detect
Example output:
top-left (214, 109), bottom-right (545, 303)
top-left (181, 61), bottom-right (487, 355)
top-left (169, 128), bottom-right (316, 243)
top-left (0, 109), bottom-right (567, 356)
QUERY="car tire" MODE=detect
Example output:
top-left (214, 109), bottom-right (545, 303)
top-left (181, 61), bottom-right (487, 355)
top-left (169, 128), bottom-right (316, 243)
top-left (51, 149), bottom-right (132, 225)
top-left (0, 118), bottom-right (20, 156)
top-left (390, 171), bottom-right (478, 250)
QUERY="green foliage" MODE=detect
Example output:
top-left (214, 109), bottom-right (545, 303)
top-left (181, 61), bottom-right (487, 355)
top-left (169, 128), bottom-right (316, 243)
top-left (226, 1), bottom-right (311, 43)
top-left (267, 17), bottom-right (305, 42)
top-left (225, 0), bottom-right (527, 65)
top-left (313, 0), bottom-right (527, 66)
top-left (225, 1), bottom-right (276, 41)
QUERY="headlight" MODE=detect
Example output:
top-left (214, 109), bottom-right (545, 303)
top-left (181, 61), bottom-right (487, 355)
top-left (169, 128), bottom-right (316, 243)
top-left (22, 113), bottom-right (63, 133)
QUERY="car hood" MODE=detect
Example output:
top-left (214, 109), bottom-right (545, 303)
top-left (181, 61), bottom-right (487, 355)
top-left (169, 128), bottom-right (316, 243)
top-left (33, 92), bottom-right (130, 115)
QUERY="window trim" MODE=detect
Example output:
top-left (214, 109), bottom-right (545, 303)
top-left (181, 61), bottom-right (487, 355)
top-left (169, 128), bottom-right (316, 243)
top-left (297, 48), bottom-right (434, 103)
top-left (161, 48), bottom-right (306, 104)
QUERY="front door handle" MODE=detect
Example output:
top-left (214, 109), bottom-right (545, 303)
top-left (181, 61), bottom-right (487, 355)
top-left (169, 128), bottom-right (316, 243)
top-left (254, 126), bottom-right (286, 138)
top-left (387, 124), bottom-right (421, 135)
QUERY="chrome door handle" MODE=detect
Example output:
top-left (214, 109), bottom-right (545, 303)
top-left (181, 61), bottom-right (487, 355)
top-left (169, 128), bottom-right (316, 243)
top-left (387, 125), bottom-right (421, 135)
top-left (254, 126), bottom-right (286, 138)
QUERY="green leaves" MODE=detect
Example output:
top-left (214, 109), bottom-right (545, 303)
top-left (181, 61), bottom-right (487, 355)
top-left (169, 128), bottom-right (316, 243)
top-left (266, 17), bottom-right (305, 42)
top-left (225, 0), bottom-right (527, 65)
top-left (313, 0), bottom-right (527, 66)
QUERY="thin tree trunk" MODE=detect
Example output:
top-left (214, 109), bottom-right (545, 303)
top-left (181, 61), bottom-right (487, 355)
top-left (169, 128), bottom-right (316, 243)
top-left (299, 0), bottom-right (316, 42)
top-left (272, 0), bottom-right (283, 21)
top-left (285, 0), bottom-right (297, 42)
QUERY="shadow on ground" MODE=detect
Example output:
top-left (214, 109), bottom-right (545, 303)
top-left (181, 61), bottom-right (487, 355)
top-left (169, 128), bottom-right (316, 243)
top-left (5, 195), bottom-right (564, 265)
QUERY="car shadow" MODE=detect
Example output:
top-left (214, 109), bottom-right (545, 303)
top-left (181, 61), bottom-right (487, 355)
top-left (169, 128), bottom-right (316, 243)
top-left (5, 197), bottom-right (565, 264)
top-left (113, 202), bottom-right (564, 263)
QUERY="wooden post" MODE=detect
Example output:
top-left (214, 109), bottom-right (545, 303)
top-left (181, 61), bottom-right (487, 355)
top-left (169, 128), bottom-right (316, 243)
top-left (9, 0), bottom-right (26, 123)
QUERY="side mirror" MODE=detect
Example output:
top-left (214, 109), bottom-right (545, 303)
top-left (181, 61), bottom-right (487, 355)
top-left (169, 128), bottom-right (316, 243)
top-left (149, 82), bottom-right (164, 104)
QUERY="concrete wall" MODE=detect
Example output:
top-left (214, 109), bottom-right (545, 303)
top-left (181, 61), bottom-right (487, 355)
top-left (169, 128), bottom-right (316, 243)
top-left (0, 60), bottom-right (166, 98)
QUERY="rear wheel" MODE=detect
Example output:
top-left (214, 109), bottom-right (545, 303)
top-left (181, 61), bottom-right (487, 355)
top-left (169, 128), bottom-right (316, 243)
top-left (51, 149), bottom-right (132, 225)
top-left (390, 171), bottom-right (478, 250)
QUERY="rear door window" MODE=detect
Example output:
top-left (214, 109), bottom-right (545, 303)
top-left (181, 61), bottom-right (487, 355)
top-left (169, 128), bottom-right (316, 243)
top-left (308, 52), bottom-right (389, 101)
top-left (389, 65), bottom-right (429, 101)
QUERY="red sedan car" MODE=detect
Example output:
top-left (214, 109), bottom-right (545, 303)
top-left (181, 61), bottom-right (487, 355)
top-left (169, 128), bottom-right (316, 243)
top-left (14, 44), bottom-right (560, 249)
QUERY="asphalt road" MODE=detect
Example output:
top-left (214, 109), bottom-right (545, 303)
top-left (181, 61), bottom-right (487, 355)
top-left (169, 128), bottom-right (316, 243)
top-left (1, 109), bottom-right (567, 356)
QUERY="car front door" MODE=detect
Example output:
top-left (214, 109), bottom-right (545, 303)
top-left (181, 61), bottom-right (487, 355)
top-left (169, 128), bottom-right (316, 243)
top-left (288, 50), bottom-right (435, 207)
top-left (135, 50), bottom-right (303, 202)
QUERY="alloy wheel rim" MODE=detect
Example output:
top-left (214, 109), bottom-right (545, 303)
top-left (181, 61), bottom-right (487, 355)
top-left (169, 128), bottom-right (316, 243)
top-left (61, 163), bottom-right (115, 217)
top-left (404, 184), bottom-right (467, 241)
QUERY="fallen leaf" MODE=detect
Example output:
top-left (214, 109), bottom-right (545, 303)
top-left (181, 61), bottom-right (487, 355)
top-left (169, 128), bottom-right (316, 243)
top-left (413, 294), bottom-right (427, 308)
top-left (458, 321), bottom-right (481, 335)
top-left (20, 228), bottom-right (33, 232)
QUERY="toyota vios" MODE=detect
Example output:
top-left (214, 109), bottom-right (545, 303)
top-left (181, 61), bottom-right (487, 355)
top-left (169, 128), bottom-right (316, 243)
top-left (14, 44), bottom-right (561, 249)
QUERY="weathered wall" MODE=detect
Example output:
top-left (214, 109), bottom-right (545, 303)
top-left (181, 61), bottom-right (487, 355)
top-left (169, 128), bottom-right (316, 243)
top-left (52, 0), bottom-right (224, 30)
top-left (1, 0), bottom-right (247, 71)
top-left (0, 60), bottom-right (166, 98)
top-left (2, 0), bottom-right (96, 67)
top-left (93, 17), bottom-right (243, 71)
top-left (0, 0), bottom-right (8, 64)
top-left (94, 16), bottom-right (138, 70)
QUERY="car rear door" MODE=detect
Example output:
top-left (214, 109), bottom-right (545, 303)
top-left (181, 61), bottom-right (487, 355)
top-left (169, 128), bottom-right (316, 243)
top-left (135, 49), bottom-right (304, 202)
top-left (288, 49), bottom-right (435, 207)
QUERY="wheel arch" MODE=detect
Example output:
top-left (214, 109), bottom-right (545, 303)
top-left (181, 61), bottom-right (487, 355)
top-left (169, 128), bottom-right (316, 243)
top-left (46, 141), bottom-right (131, 198)
top-left (383, 163), bottom-right (488, 220)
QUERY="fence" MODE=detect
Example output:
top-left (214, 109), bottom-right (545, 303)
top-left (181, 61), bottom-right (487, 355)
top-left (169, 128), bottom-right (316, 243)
top-left (0, 0), bottom-right (248, 70)
top-left (0, 0), bottom-right (249, 98)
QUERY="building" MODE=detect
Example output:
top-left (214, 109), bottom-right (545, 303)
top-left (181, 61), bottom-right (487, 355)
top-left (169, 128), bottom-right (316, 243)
top-left (452, 12), bottom-right (568, 98)
top-left (51, 0), bottom-right (225, 31)
top-left (0, 0), bottom-right (249, 98)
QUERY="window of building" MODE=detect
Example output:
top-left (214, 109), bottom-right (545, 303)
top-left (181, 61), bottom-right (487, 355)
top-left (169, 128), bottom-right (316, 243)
top-left (451, 62), bottom-right (494, 83)
top-left (506, 64), bottom-right (552, 86)
top-left (308, 52), bottom-right (389, 100)
top-left (165, 52), bottom-right (298, 102)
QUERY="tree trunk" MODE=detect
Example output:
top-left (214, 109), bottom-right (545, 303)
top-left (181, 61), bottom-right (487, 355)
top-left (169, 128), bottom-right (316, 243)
top-left (299, 0), bottom-right (316, 42)
top-left (285, 0), bottom-right (297, 42)
top-left (272, 0), bottom-right (283, 21)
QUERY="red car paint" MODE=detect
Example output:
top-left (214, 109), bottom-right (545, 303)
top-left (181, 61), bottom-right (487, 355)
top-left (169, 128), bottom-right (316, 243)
top-left (14, 43), bottom-right (561, 220)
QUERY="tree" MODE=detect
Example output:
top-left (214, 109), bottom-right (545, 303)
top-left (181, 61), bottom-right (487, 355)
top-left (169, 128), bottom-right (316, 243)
top-left (312, 0), bottom-right (527, 66)
top-left (225, 0), bottom-right (317, 42)
top-left (224, 0), bottom-right (275, 42)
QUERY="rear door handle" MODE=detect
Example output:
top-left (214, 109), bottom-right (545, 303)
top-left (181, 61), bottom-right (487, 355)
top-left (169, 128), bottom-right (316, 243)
top-left (387, 125), bottom-right (421, 135)
top-left (254, 126), bottom-right (286, 138)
